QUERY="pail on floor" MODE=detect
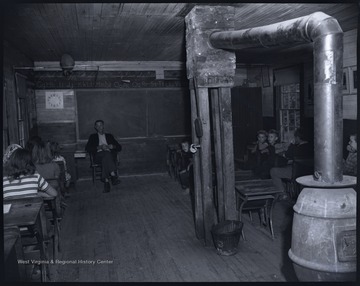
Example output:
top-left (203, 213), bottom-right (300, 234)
top-left (211, 220), bottom-right (243, 256)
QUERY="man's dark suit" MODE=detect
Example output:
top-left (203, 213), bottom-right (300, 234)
top-left (85, 133), bottom-right (122, 179)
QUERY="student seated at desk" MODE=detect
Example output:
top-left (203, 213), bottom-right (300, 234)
top-left (251, 130), bottom-right (269, 176)
top-left (32, 141), bottom-right (61, 191)
top-left (25, 135), bottom-right (42, 153)
top-left (49, 141), bottom-right (71, 188)
top-left (254, 129), bottom-right (292, 179)
top-left (270, 128), bottom-right (313, 200)
top-left (3, 144), bottom-right (57, 199)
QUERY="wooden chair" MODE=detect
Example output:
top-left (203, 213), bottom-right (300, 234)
top-left (54, 161), bottom-right (66, 195)
top-left (284, 157), bottom-right (314, 200)
top-left (43, 196), bottom-right (61, 260)
top-left (89, 152), bottom-right (120, 184)
top-left (89, 152), bottom-right (103, 184)
top-left (166, 144), bottom-right (181, 180)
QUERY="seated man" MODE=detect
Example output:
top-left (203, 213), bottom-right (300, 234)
top-left (270, 128), bottom-right (313, 200)
top-left (85, 119), bottom-right (122, 193)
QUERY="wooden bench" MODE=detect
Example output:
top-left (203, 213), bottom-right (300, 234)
top-left (235, 179), bottom-right (282, 240)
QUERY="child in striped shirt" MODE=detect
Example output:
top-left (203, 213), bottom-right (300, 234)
top-left (3, 144), bottom-right (57, 199)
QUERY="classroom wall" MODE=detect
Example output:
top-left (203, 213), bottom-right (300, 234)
top-left (234, 65), bottom-right (274, 118)
top-left (341, 29), bottom-right (358, 155)
top-left (257, 29), bottom-right (357, 142)
top-left (34, 69), bottom-right (191, 177)
top-left (342, 29), bottom-right (357, 120)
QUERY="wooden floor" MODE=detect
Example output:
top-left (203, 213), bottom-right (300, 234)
top-left (51, 174), bottom-right (298, 282)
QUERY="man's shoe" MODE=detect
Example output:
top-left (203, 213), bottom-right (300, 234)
top-left (103, 182), bottom-right (110, 193)
top-left (111, 176), bottom-right (121, 186)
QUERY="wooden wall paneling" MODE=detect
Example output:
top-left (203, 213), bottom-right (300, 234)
top-left (3, 82), bottom-right (10, 150)
top-left (3, 42), bottom-right (32, 147)
top-left (343, 29), bottom-right (357, 67)
top-left (189, 83), bottom-right (204, 240)
top-left (262, 67), bottom-right (274, 117)
top-left (35, 89), bottom-right (76, 143)
top-left (218, 87), bottom-right (237, 221)
top-left (5, 73), bottom-right (19, 144)
top-left (343, 95), bottom-right (357, 120)
top-left (35, 90), bottom-right (76, 123)
top-left (197, 87), bottom-right (215, 246)
top-left (231, 87), bottom-right (241, 161)
top-left (210, 88), bottom-right (224, 222)
top-left (343, 29), bottom-right (357, 120)
top-left (38, 122), bottom-right (77, 143)
top-left (3, 41), bottom-right (33, 145)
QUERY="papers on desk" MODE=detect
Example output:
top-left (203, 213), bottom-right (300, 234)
top-left (4, 204), bottom-right (11, 214)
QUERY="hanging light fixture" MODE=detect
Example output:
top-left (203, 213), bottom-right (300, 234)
top-left (60, 53), bottom-right (75, 76)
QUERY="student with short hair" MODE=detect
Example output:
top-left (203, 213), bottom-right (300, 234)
top-left (251, 130), bottom-right (269, 176)
top-left (255, 129), bottom-right (282, 179)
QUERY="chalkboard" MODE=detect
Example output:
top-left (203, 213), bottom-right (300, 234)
top-left (77, 89), bottom-right (191, 140)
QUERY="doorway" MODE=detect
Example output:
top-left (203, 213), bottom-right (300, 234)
top-left (231, 87), bottom-right (263, 165)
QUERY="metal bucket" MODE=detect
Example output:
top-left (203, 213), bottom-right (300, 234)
top-left (211, 220), bottom-right (243, 256)
top-left (288, 187), bottom-right (356, 281)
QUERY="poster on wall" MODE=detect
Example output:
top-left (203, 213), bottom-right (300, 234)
top-left (45, 91), bottom-right (64, 109)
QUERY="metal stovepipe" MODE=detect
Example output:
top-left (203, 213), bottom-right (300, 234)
top-left (210, 12), bottom-right (343, 183)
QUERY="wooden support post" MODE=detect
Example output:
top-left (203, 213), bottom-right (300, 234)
top-left (218, 87), bottom-right (237, 220)
top-left (210, 88), bottom-right (225, 222)
top-left (189, 80), bottom-right (205, 240)
top-left (185, 6), bottom-right (236, 245)
top-left (197, 87), bottom-right (216, 246)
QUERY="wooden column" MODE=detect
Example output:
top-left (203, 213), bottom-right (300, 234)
top-left (185, 5), bottom-right (236, 245)
top-left (218, 87), bottom-right (237, 220)
top-left (197, 87), bottom-right (215, 246)
top-left (189, 80), bottom-right (204, 240)
top-left (210, 88), bottom-right (224, 222)
top-left (211, 88), bottom-right (237, 221)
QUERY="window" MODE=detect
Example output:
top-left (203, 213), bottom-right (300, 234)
top-left (279, 83), bottom-right (300, 143)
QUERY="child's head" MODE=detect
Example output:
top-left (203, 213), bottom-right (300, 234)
top-left (25, 136), bottom-right (42, 152)
top-left (294, 128), bottom-right (307, 144)
top-left (181, 141), bottom-right (189, 152)
top-left (49, 141), bottom-right (60, 158)
top-left (347, 134), bottom-right (357, 153)
top-left (257, 130), bottom-right (268, 143)
top-left (268, 129), bottom-right (279, 145)
top-left (32, 141), bottom-right (53, 164)
top-left (3, 144), bottom-right (23, 165)
top-left (4, 147), bottom-right (36, 179)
